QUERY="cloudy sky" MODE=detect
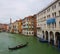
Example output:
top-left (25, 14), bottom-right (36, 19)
top-left (0, 0), bottom-right (54, 24)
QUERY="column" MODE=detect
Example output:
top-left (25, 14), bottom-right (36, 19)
top-left (48, 32), bottom-right (50, 42)
top-left (54, 32), bottom-right (56, 46)
top-left (44, 31), bottom-right (46, 40)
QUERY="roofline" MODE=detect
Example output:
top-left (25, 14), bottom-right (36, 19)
top-left (37, 0), bottom-right (59, 15)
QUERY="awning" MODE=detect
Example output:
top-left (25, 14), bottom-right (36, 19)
top-left (46, 18), bottom-right (56, 24)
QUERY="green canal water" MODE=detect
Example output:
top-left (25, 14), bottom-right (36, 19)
top-left (0, 32), bottom-right (60, 54)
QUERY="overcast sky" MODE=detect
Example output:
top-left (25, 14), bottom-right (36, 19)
top-left (0, 0), bottom-right (54, 24)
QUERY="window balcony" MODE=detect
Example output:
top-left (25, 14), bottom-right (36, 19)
top-left (23, 26), bottom-right (33, 29)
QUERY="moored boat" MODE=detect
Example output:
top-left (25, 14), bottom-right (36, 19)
top-left (39, 38), bottom-right (48, 43)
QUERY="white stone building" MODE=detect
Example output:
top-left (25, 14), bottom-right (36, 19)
top-left (37, 0), bottom-right (60, 46)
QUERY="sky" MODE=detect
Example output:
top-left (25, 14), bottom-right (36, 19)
top-left (0, 0), bottom-right (54, 24)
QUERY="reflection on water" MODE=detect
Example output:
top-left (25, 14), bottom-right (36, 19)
top-left (0, 32), bottom-right (60, 54)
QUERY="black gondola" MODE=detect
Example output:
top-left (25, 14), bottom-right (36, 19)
top-left (8, 42), bottom-right (28, 50)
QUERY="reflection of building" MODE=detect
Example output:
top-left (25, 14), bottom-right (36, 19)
top-left (22, 15), bottom-right (37, 36)
top-left (37, 0), bottom-right (60, 46)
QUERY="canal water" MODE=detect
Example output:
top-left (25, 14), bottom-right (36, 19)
top-left (0, 32), bottom-right (60, 54)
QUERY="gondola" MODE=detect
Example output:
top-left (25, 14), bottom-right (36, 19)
top-left (8, 42), bottom-right (28, 50)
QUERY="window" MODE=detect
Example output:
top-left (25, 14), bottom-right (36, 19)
top-left (59, 22), bottom-right (60, 28)
top-left (55, 12), bottom-right (56, 17)
top-left (59, 2), bottom-right (60, 6)
top-left (44, 10), bottom-right (46, 14)
top-left (41, 12), bottom-right (43, 15)
top-left (52, 13), bottom-right (54, 17)
top-left (59, 11), bottom-right (60, 16)
top-left (52, 23), bottom-right (55, 28)
top-left (47, 15), bottom-right (50, 18)
top-left (32, 32), bottom-right (33, 34)
top-left (27, 32), bottom-right (28, 34)
top-left (52, 5), bottom-right (56, 10)
top-left (29, 32), bottom-right (31, 34)
top-left (55, 23), bottom-right (56, 28)
top-left (47, 8), bottom-right (50, 12)
top-left (52, 12), bottom-right (56, 17)
top-left (44, 16), bottom-right (46, 20)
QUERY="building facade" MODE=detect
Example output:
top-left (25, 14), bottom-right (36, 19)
top-left (0, 24), bottom-right (8, 32)
top-left (9, 20), bottom-right (19, 33)
top-left (18, 19), bottom-right (22, 34)
top-left (9, 23), bottom-right (14, 33)
top-left (32, 15), bottom-right (37, 36)
top-left (13, 20), bottom-right (19, 33)
top-left (37, 0), bottom-right (60, 46)
top-left (22, 15), bottom-right (37, 36)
